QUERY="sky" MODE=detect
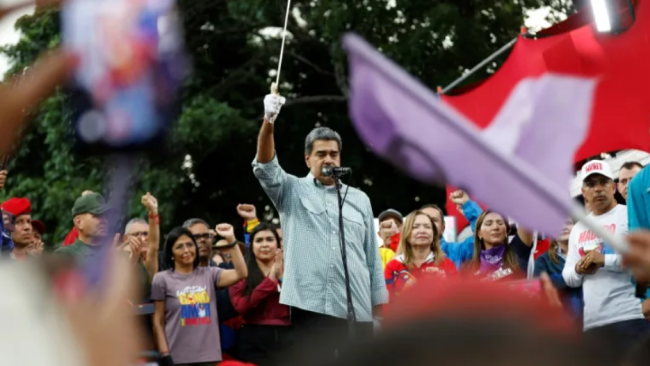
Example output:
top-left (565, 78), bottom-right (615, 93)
top-left (0, 0), bottom-right (34, 79)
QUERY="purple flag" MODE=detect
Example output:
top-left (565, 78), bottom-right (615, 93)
top-left (343, 33), bottom-right (597, 236)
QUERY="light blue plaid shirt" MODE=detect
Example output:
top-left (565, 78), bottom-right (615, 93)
top-left (253, 153), bottom-right (388, 321)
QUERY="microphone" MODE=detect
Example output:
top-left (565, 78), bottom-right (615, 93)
top-left (322, 165), bottom-right (352, 177)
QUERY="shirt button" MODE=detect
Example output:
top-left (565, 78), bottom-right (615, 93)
top-left (333, 230), bottom-right (336, 234)
top-left (332, 246), bottom-right (335, 250)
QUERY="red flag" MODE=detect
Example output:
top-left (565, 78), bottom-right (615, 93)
top-left (443, 2), bottom-right (650, 162)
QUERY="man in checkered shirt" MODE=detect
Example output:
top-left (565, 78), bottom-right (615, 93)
top-left (252, 93), bottom-right (388, 348)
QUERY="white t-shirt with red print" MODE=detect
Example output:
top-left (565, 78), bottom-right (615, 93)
top-left (563, 204), bottom-right (644, 330)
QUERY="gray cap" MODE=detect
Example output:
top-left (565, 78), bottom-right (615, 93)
top-left (378, 209), bottom-right (403, 224)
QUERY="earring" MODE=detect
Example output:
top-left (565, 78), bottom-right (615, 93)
top-left (172, 257), bottom-right (174, 261)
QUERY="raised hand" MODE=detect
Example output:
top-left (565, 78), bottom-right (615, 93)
top-left (263, 93), bottom-right (286, 122)
top-left (82, 190), bottom-right (94, 197)
top-left (27, 238), bottom-right (44, 256)
top-left (141, 192), bottom-right (158, 214)
top-left (57, 247), bottom-right (143, 366)
top-left (121, 236), bottom-right (143, 264)
top-left (275, 248), bottom-right (284, 278)
top-left (449, 190), bottom-right (470, 206)
top-left (236, 204), bottom-right (257, 221)
top-left (215, 223), bottom-right (236, 243)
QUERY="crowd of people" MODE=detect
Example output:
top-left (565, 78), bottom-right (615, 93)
top-left (1, 92), bottom-right (650, 366)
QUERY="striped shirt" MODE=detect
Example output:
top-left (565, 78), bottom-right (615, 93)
top-left (252, 153), bottom-right (388, 321)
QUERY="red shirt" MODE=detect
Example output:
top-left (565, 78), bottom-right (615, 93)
top-left (384, 253), bottom-right (457, 300)
top-left (229, 277), bottom-right (291, 326)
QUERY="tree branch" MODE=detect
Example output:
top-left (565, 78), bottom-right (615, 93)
top-left (284, 95), bottom-right (347, 107)
top-left (288, 51), bottom-right (335, 76)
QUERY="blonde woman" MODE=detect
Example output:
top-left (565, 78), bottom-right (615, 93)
top-left (384, 210), bottom-right (456, 299)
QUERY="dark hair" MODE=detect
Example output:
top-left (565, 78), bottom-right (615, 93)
top-left (243, 223), bottom-right (282, 296)
top-left (162, 227), bottom-right (200, 270)
top-left (620, 161), bottom-right (643, 171)
top-left (468, 210), bottom-right (519, 272)
top-left (305, 127), bottom-right (342, 155)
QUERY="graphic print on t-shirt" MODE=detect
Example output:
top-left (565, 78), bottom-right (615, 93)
top-left (176, 285), bottom-right (211, 326)
top-left (577, 224), bottom-right (616, 257)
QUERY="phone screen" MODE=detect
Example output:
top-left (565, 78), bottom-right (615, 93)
top-left (61, 0), bottom-right (189, 154)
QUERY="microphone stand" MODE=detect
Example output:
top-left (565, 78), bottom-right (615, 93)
top-left (333, 175), bottom-right (356, 338)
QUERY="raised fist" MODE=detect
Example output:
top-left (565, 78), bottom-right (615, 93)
top-left (215, 223), bottom-right (236, 243)
top-left (449, 190), bottom-right (469, 206)
top-left (141, 193), bottom-right (158, 214)
top-left (264, 93), bottom-right (286, 122)
top-left (236, 204), bottom-right (257, 221)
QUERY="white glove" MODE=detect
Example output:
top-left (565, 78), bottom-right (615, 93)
top-left (264, 94), bottom-right (286, 122)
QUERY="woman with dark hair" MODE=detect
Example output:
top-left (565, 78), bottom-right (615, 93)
top-left (384, 210), bottom-right (456, 299)
top-left (466, 211), bottom-right (533, 281)
top-left (534, 219), bottom-right (583, 325)
top-left (152, 224), bottom-right (247, 366)
top-left (229, 223), bottom-right (290, 366)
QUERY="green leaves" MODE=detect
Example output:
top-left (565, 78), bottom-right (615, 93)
top-left (0, 0), bottom-right (568, 245)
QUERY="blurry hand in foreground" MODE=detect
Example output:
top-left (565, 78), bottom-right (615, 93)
top-left (0, 0), bottom-right (77, 155)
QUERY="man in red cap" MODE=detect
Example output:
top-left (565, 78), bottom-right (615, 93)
top-left (0, 197), bottom-right (33, 260)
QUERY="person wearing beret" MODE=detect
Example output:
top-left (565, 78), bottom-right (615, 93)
top-left (54, 193), bottom-right (111, 258)
top-left (0, 197), bottom-right (34, 261)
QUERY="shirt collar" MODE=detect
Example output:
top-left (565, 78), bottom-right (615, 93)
top-left (306, 172), bottom-right (339, 190)
top-left (396, 251), bottom-right (435, 264)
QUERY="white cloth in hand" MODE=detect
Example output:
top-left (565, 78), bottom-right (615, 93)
top-left (264, 94), bottom-right (286, 122)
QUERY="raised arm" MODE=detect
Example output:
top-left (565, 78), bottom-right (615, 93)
top-left (517, 226), bottom-right (534, 247)
top-left (256, 93), bottom-right (285, 164)
top-left (214, 224), bottom-right (248, 288)
top-left (450, 190), bottom-right (483, 231)
top-left (142, 193), bottom-right (160, 279)
top-left (237, 204), bottom-right (260, 246)
top-left (253, 94), bottom-right (293, 209)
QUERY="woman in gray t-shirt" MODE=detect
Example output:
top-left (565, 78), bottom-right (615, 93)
top-left (152, 224), bottom-right (247, 366)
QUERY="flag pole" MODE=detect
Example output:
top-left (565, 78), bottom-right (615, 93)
top-left (439, 31), bottom-right (524, 95)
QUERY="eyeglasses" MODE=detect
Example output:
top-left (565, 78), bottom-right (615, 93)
top-left (128, 231), bottom-right (149, 238)
top-left (193, 233), bottom-right (214, 241)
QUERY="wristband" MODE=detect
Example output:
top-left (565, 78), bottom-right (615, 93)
top-left (214, 239), bottom-right (238, 249)
top-left (148, 213), bottom-right (160, 224)
top-left (246, 218), bottom-right (260, 232)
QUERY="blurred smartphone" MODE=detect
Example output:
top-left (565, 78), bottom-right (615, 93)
top-left (61, 0), bottom-right (190, 154)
